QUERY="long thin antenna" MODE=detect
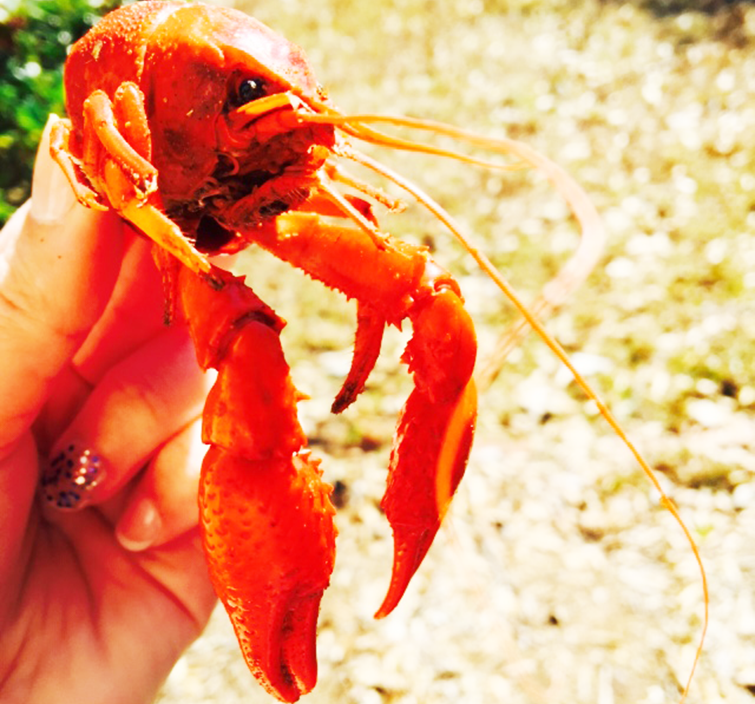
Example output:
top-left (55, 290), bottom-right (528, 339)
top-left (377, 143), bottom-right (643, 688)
top-left (348, 143), bottom-right (707, 703)
top-left (293, 105), bottom-right (707, 701)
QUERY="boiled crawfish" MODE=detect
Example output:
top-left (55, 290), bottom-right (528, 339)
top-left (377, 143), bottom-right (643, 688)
top-left (49, 1), bottom-right (684, 702)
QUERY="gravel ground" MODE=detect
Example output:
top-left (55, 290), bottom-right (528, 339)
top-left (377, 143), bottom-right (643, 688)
top-left (154, 0), bottom-right (755, 702)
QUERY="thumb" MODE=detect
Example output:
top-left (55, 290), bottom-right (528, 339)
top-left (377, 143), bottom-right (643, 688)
top-left (0, 115), bottom-right (124, 455)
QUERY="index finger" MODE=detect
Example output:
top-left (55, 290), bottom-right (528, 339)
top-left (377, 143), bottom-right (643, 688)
top-left (0, 116), bottom-right (125, 455)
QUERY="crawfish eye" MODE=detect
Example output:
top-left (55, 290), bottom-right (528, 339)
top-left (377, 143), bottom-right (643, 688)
top-left (238, 78), bottom-right (267, 104)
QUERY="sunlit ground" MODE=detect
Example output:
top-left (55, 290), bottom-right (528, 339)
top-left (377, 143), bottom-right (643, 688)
top-left (154, 0), bottom-right (755, 702)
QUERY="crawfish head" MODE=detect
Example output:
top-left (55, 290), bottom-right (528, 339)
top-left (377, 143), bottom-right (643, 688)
top-left (139, 3), bottom-right (335, 249)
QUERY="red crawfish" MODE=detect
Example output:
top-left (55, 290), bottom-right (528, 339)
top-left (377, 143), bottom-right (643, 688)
top-left (49, 1), bottom-right (706, 701)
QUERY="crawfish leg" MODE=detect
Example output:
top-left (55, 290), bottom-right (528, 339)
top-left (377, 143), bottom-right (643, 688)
top-left (49, 118), bottom-right (108, 210)
top-left (81, 88), bottom-right (157, 199)
top-left (172, 264), bottom-right (337, 703)
top-left (252, 212), bottom-right (477, 618)
top-left (51, 83), bottom-right (215, 281)
top-left (331, 301), bottom-right (386, 414)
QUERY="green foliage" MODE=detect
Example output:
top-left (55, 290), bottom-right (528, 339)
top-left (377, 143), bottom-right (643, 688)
top-left (0, 0), bottom-right (120, 225)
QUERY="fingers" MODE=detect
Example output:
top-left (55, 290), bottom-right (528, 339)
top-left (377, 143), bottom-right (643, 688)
top-left (0, 116), bottom-right (124, 455)
top-left (42, 325), bottom-right (212, 512)
top-left (72, 234), bottom-right (166, 385)
top-left (115, 420), bottom-right (205, 552)
top-left (33, 234), bottom-right (168, 450)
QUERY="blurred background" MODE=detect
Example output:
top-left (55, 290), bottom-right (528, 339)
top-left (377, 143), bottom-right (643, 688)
top-left (2, 0), bottom-right (754, 701)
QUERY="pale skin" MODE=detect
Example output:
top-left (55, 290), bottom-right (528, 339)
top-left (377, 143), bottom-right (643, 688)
top-left (0, 118), bottom-right (217, 703)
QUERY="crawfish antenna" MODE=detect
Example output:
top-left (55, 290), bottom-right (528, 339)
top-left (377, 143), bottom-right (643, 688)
top-left (293, 104), bottom-right (707, 702)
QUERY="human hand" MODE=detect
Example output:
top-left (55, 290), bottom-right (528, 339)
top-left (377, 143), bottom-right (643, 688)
top-left (0, 117), bottom-right (217, 704)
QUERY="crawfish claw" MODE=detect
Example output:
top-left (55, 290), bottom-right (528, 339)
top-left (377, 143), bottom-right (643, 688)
top-left (377, 378), bottom-right (477, 619)
top-left (199, 448), bottom-right (337, 702)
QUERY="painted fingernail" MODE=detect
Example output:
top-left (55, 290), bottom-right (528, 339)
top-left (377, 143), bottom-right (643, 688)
top-left (41, 443), bottom-right (107, 510)
top-left (116, 498), bottom-right (162, 552)
top-left (30, 115), bottom-right (76, 225)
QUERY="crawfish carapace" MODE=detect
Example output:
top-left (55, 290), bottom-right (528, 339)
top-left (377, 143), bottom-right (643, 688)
top-left (51, 1), bottom-right (479, 700)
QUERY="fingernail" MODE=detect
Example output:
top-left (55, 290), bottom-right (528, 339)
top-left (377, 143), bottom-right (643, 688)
top-left (30, 115), bottom-right (76, 225)
top-left (116, 498), bottom-right (162, 552)
top-left (41, 442), bottom-right (107, 510)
